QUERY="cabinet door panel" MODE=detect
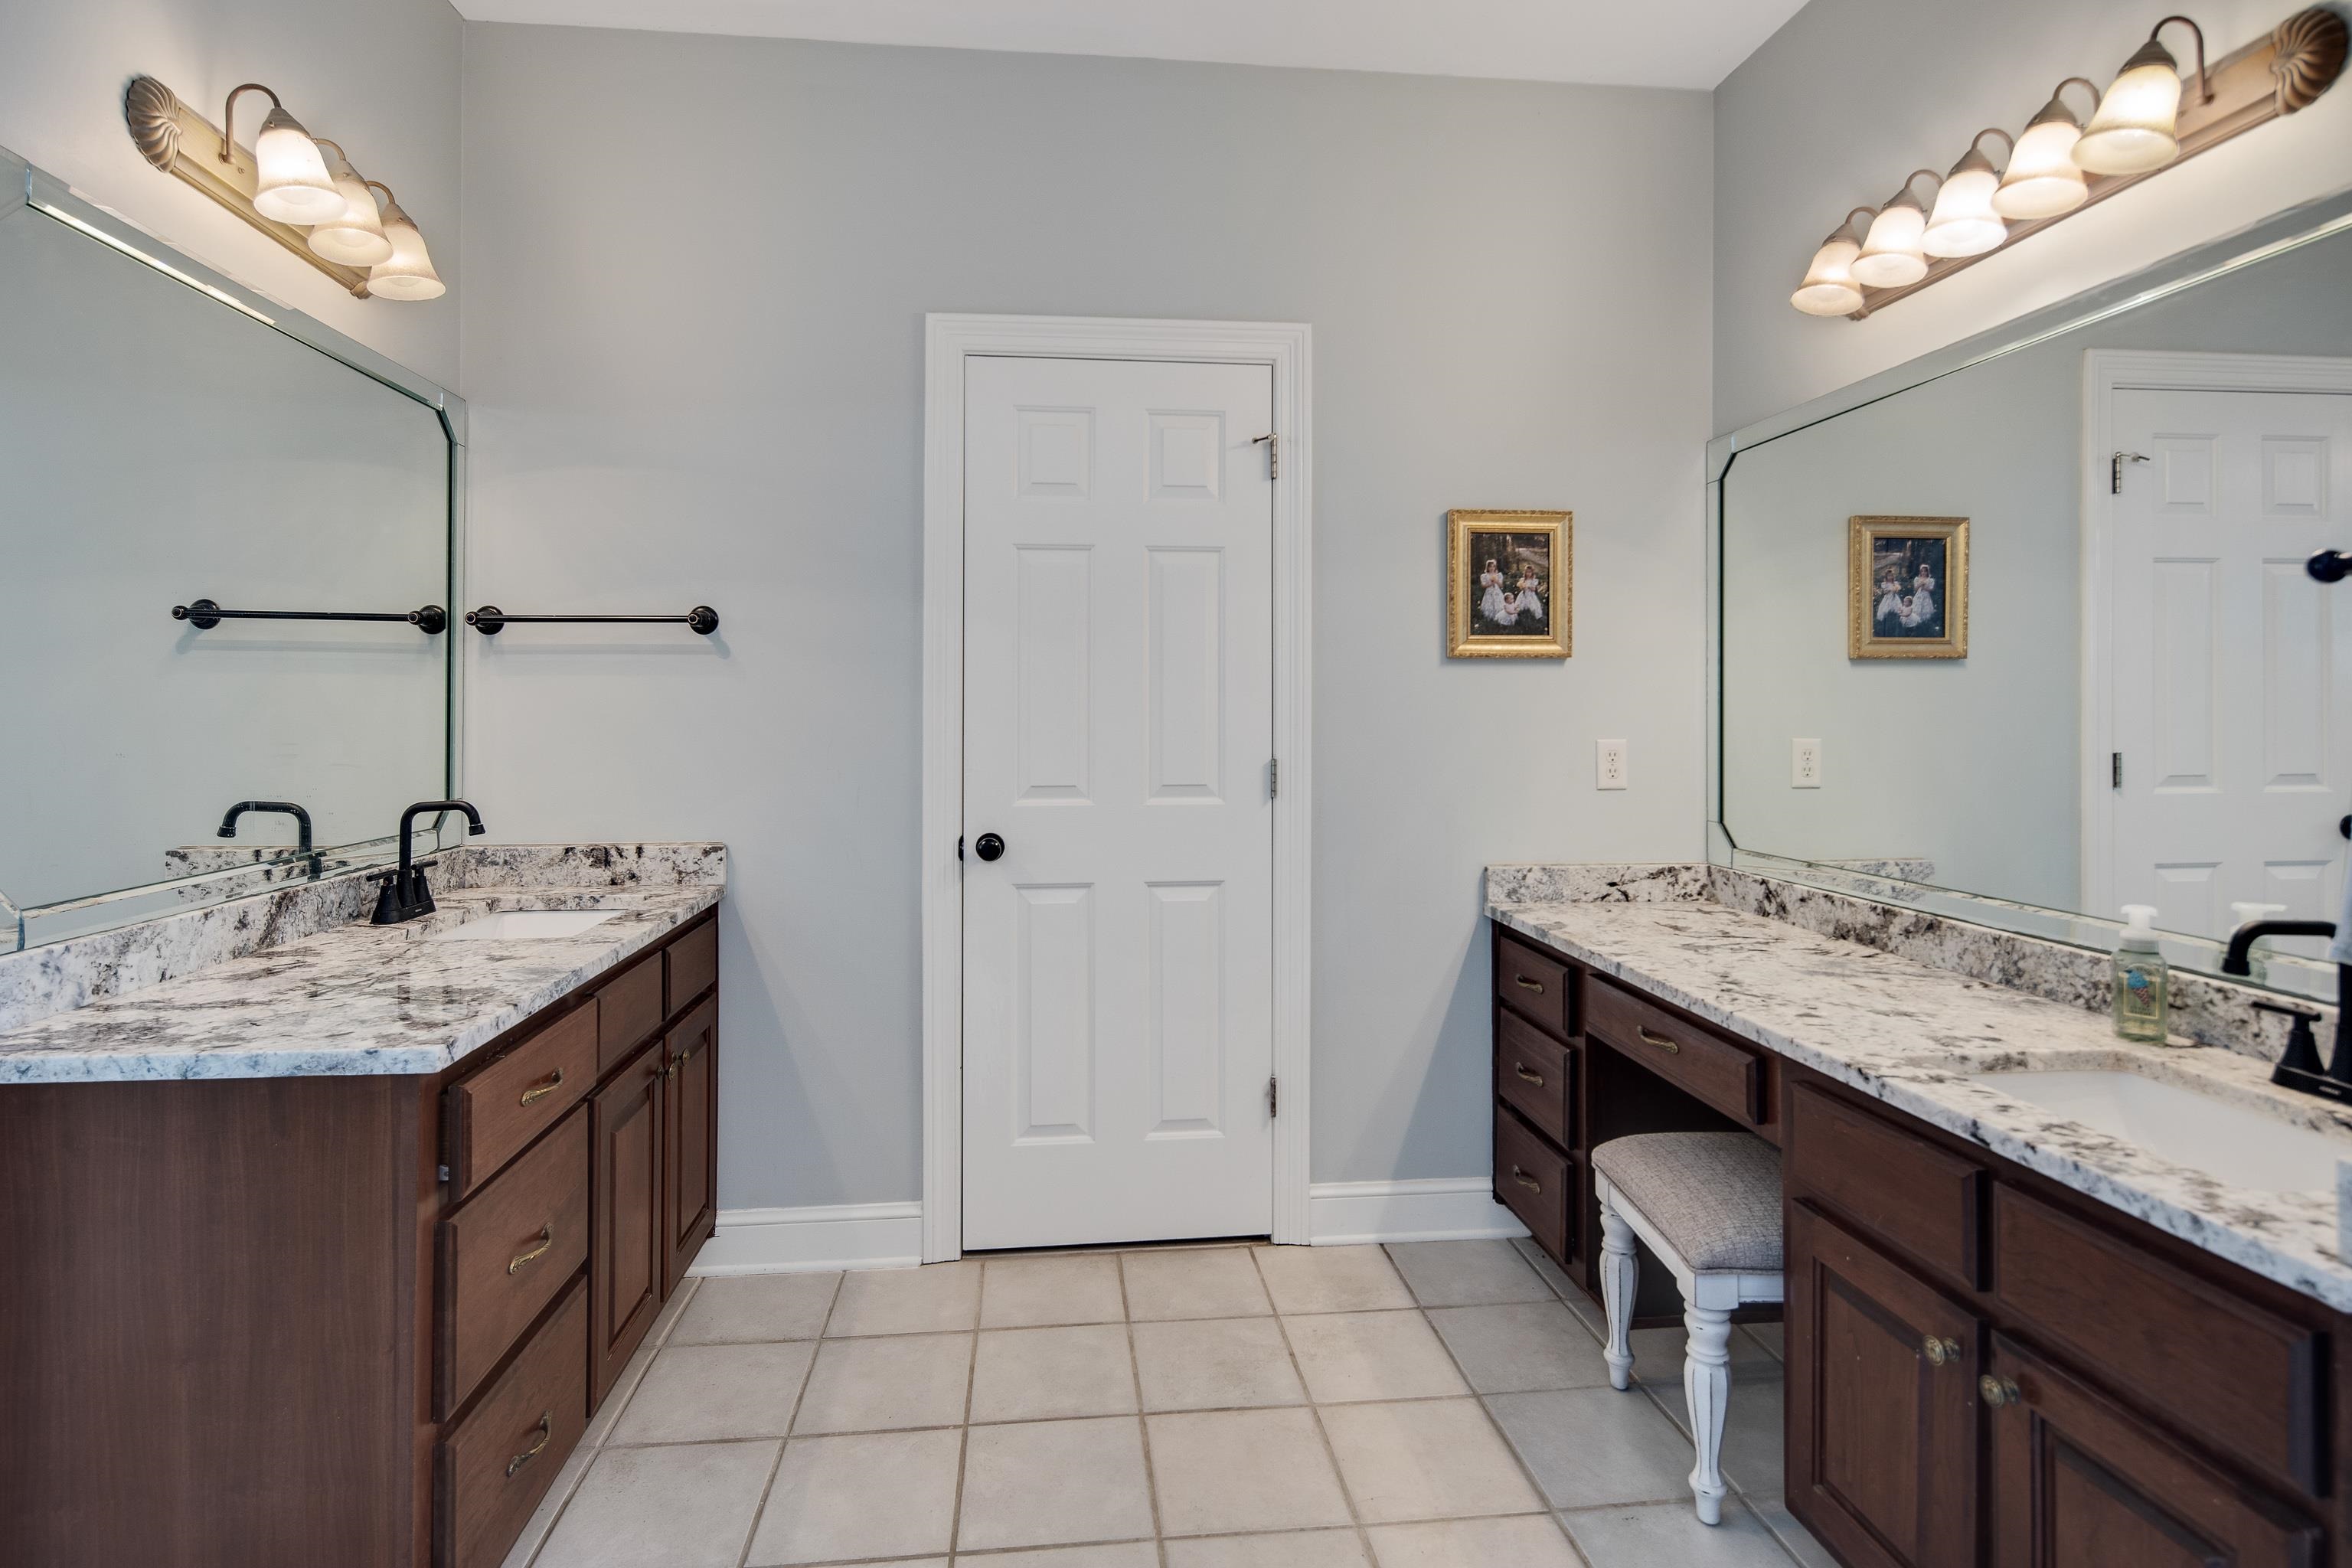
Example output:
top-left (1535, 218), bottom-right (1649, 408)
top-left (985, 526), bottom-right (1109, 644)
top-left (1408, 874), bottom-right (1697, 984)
top-left (1788, 1203), bottom-right (1978, 1568)
top-left (663, 996), bottom-right (718, 1297)
top-left (1987, 1336), bottom-right (2319, 1568)
top-left (591, 1042), bottom-right (665, 1407)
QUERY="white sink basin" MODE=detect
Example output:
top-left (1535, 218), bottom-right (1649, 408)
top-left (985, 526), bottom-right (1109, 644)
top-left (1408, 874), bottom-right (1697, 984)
top-left (1970, 1070), bottom-right (2347, 1193)
top-left (428, 910), bottom-right (621, 942)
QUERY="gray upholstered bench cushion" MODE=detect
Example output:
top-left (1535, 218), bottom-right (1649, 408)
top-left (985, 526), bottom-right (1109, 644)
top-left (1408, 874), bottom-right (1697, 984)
top-left (1592, 1132), bottom-right (1783, 1272)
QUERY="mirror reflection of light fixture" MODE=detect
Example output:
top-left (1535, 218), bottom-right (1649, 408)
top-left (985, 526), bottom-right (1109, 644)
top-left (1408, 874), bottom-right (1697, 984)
top-left (1851, 171), bottom-right (1941, 289)
top-left (221, 84), bottom-right (343, 224)
top-left (1922, 130), bottom-right (2016, 257)
top-left (2074, 16), bottom-right (2210, 175)
top-left (305, 140), bottom-right (392, 266)
top-left (1790, 207), bottom-right (1876, 316)
top-left (1992, 80), bottom-right (2099, 218)
top-left (365, 183), bottom-right (446, 301)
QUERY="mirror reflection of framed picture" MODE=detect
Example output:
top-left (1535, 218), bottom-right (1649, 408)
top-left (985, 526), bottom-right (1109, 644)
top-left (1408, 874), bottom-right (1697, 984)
top-left (1447, 509), bottom-right (1571, 658)
top-left (1848, 515), bottom-right (1968, 659)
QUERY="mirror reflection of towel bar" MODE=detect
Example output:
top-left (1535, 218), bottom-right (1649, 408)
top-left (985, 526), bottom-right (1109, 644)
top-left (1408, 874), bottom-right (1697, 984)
top-left (172, 598), bottom-right (446, 632)
top-left (465, 605), bottom-right (719, 635)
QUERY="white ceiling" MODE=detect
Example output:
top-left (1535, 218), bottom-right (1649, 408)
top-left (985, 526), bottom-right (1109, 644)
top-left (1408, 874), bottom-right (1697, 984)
top-left (450, 0), bottom-right (1808, 90)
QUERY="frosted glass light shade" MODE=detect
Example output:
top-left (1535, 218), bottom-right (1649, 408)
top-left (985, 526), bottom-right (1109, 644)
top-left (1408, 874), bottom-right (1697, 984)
top-left (1792, 235), bottom-right (1864, 315)
top-left (1922, 150), bottom-right (2007, 258)
top-left (1994, 112), bottom-right (2090, 218)
top-left (2074, 41), bottom-right (2187, 174)
top-left (250, 105), bottom-right (343, 224)
top-left (367, 195), bottom-right (444, 300)
top-left (1852, 195), bottom-right (1929, 289)
top-left (305, 147), bottom-right (391, 266)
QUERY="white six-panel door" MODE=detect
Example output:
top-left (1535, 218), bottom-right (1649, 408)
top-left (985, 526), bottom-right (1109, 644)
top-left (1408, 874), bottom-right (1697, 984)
top-left (2109, 386), bottom-right (2352, 939)
top-left (961, 354), bottom-right (1276, 1250)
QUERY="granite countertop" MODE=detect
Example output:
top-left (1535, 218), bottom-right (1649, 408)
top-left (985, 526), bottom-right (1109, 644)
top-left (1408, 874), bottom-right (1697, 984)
top-left (1491, 897), bottom-right (2352, 1312)
top-left (0, 884), bottom-right (720, 1083)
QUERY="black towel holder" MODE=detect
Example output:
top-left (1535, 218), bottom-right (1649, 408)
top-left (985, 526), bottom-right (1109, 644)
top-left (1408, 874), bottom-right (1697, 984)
top-left (466, 605), bottom-right (719, 635)
top-left (173, 599), bottom-right (446, 633)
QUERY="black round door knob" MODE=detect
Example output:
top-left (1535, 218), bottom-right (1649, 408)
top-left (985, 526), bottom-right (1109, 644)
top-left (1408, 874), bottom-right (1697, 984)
top-left (974, 832), bottom-right (1006, 862)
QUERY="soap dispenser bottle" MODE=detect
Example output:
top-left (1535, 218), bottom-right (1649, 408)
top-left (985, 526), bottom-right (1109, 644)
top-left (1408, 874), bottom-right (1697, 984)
top-left (2112, 904), bottom-right (2170, 1043)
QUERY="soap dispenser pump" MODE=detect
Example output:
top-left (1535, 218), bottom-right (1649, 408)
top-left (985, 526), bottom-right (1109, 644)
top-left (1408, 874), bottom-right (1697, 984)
top-left (2113, 905), bottom-right (2171, 1043)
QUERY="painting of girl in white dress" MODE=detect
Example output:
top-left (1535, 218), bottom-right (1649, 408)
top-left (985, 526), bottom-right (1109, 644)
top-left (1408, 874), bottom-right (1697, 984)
top-left (1847, 516), bottom-right (1968, 659)
top-left (1448, 509), bottom-right (1570, 658)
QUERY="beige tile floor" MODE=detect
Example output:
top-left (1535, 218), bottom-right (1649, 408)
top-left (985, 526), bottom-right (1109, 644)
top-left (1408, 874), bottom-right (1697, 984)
top-left (504, 1236), bottom-right (1833, 1568)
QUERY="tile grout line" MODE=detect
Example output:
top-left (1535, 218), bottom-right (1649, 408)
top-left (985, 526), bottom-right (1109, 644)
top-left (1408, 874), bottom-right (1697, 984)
top-left (1114, 1253), bottom-right (1174, 1568)
top-left (1250, 1246), bottom-right (1383, 1566)
top-left (733, 1270), bottom-right (844, 1568)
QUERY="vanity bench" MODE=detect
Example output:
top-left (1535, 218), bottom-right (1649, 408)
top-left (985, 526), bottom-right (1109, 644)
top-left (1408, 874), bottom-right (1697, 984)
top-left (1491, 913), bottom-right (2352, 1568)
top-left (0, 903), bottom-right (721, 1568)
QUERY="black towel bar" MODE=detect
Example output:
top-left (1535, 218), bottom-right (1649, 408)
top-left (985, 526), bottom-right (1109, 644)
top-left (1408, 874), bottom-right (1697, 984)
top-left (465, 605), bottom-right (719, 635)
top-left (172, 599), bottom-right (446, 632)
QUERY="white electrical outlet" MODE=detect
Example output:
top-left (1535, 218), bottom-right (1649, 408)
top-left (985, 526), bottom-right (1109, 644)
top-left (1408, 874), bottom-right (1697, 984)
top-left (1792, 738), bottom-right (1823, 789)
top-left (1596, 740), bottom-right (1628, 790)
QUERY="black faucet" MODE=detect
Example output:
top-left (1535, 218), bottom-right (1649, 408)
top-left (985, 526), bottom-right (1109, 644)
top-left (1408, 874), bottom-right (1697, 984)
top-left (217, 800), bottom-right (318, 880)
top-left (2223, 918), bottom-right (2352, 1101)
top-left (371, 799), bottom-right (485, 925)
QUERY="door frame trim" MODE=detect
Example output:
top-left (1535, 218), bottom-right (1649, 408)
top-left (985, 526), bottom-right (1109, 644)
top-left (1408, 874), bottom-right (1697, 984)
top-left (920, 313), bottom-right (1315, 1262)
top-left (2079, 349), bottom-right (2352, 920)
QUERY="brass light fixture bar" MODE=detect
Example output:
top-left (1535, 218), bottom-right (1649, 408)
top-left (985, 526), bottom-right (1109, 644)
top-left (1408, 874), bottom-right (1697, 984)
top-left (1799, 7), bottom-right (2346, 320)
top-left (122, 75), bottom-right (441, 301)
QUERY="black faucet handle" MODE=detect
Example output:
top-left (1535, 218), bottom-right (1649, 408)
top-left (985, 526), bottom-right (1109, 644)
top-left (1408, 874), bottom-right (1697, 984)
top-left (2252, 999), bottom-right (2324, 1021)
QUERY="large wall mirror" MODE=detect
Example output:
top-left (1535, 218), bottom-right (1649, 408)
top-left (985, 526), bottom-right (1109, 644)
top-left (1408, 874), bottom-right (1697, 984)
top-left (1716, 197), bottom-right (2352, 999)
top-left (0, 150), bottom-right (457, 949)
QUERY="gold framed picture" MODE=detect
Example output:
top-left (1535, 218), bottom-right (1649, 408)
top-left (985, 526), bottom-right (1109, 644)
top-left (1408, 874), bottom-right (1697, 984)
top-left (1848, 515), bottom-right (1968, 659)
top-left (1447, 509), bottom-right (1570, 658)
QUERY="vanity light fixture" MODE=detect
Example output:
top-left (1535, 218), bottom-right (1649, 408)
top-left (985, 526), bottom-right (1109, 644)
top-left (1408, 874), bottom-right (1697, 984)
top-left (1991, 80), bottom-right (2099, 218)
top-left (1789, 6), bottom-right (2346, 318)
top-left (123, 75), bottom-right (439, 301)
top-left (1790, 207), bottom-right (1876, 316)
top-left (1851, 172), bottom-right (1940, 289)
top-left (1922, 131), bottom-right (2015, 257)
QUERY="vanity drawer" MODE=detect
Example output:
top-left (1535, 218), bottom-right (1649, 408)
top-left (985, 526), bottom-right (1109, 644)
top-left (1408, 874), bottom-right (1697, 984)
top-left (1496, 1010), bottom-right (1573, 1148)
top-left (1496, 1105), bottom-right (1572, 1263)
top-left (1788, 1084), bottom-right (1982, 1289)
top-left (1495, 934), bottom-right (1573, 1040)
top-left (596, 953), bottom-right (665, 1074)
top-left (1587, 978), bottom-right (1762, 1127)
top-left (668, 917), bottom-right (718, 1010)
top-left (439, 1106), bottom-right (592, 1417)
top-left (436, 1277), bottom-right (590, 1568)
top-left (1991, 1184), bottom-right (2323, 1497)
top-left (446, 1001), bottom-right (599, 1198)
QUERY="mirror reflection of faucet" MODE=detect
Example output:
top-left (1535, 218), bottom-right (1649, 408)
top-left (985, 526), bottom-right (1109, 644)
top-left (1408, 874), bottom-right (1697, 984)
top-left (371, 799), bottom-right (485, 925)
top-left (216, 800), bottom-right (317, 880)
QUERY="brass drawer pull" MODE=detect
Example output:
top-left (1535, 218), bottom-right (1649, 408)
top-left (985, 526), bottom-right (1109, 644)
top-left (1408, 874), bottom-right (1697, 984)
top-left (1513, 975), bottom-right (1547, 994)
top-left (518, 1068), bottom-right (564, 1107)
top-left (1511, 1166), bottom-right (1544, 1195)
top-left (1514, 1063), bottom-right (1546, 1086)
top-left (1635, 1026), bottom-right (1681, 1054)
top-left (507, 1226), bottom-right (554, 1276)
top-left (1922, 1335), bottom-right (1962, 1367)
top-left (505, 1413), bottom-right (552, 1478)
top-left (1978, 1374), bottom-right (2020, 1408)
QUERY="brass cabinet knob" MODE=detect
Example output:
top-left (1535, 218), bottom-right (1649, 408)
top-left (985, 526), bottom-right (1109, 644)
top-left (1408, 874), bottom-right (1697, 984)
top-left (1978, 1374), bottom-right (2021, 1407)
top-left (1922, 1335), bottom-right (1962, 1367)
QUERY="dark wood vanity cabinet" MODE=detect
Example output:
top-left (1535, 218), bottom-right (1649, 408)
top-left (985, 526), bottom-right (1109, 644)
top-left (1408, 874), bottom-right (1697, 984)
top-left (0, 906), bottom-right (722, 1568)
top-left (1490, 917), bottom-right (2352, 1568)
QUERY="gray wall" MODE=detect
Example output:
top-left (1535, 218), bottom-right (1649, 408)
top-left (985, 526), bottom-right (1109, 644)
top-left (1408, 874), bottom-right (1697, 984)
top-left (1713, 0), bottom-right (2352, 433)
top-left (459, 26), bottom-right (1713, 1208)
top-left (0, 0), bottom-right (463, 387)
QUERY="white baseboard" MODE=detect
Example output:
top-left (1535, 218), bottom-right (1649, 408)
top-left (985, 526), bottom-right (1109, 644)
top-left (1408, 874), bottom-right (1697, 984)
top-left (1308, 1178), bottom-right (1529, 1246)
top-left (690, 1200), bottom-right (925, 1275)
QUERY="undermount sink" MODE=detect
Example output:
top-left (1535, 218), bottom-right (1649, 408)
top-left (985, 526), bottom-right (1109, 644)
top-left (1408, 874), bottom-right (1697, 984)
top-left (1970, 1069), bottom-right (2349, 1193)
top-left (427, 910), bottom-right (621, 942)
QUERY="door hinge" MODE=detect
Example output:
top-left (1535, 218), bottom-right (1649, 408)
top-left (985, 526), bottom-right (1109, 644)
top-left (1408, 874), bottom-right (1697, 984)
top-left (1268, 1076), bottom-right (1279, 1117)
top-left (1253, 432), bottom-right (1279, 479)
top-left (2111, 450), bottom-right (2149, 494)
top-left (1268, 758), bottom-right (1279, 799)
top-left (2112, 752), bottom-right (2122, 789)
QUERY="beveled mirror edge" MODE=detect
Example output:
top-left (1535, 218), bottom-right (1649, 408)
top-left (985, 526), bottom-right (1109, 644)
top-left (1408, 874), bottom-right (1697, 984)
top-left (1704, 179), bottom-right (2352, 999)
top-left (0, 142), bottom-right (467, 952)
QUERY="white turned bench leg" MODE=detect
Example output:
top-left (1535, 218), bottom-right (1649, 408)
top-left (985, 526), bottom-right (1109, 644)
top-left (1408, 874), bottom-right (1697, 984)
top-left (1598, 1185), bottom-right (1638, 1391)
top-left (1683, 1302), bottom-right (1733, 1525)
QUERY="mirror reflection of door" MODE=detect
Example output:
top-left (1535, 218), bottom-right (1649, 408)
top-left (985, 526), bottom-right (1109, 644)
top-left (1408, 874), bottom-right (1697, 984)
top-left (2101, 376), bottom-right (2352, 947)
